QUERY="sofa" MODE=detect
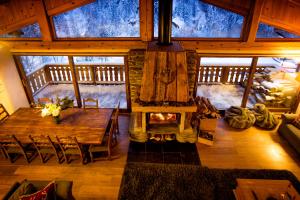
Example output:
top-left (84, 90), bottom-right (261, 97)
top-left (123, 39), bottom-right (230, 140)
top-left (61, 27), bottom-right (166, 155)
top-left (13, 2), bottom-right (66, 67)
top-left (2, 180), bottom-right (74, 200)
top-left (278, 114), bottom-right (300, 154)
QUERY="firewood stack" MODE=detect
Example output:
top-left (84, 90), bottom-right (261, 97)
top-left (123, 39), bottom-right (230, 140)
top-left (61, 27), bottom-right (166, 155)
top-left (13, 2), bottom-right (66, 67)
top-left (191, 96), bottom-right (221, 131)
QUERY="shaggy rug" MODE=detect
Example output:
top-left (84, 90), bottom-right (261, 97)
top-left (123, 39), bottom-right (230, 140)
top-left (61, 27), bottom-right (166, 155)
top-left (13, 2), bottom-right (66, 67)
top-left (127, 141), bottom-right (201, 165)
top-left (118, 163), bottom-right (300, 200)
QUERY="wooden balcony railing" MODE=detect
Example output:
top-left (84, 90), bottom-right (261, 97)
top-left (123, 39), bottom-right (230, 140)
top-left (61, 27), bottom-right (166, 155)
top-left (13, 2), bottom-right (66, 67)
top-left (197, 66), bottom-right (267, 84)
top-left (27, 64), bottom-right (126, 95)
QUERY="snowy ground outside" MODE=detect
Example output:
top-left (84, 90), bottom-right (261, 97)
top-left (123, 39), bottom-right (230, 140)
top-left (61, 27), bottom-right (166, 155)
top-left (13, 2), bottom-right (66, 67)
top-left (196, 84), bottom-right (254, 110)
top-left (34, 84), bottom-right (127, 109)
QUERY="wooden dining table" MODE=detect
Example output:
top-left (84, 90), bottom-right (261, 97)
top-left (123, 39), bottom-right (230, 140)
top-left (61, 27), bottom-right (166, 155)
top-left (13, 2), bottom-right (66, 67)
top-left (0, 107), bottom-right (114, 144)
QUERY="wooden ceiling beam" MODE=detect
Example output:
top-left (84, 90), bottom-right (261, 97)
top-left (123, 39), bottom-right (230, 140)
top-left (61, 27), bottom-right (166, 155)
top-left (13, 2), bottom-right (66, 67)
top-left (34, 0), bottom-right (53, 42)
top-left (2, 40), bottom-right (300, 56)
top-left (1, 41), bottom-right (148, 53)
top-left (45, 0), bottom-right (96, 16)
top-left (242, 0), bottom-right (265, 42)
top-left (202, 0), bottom-right (251, 16)
top-left (140, 0), bottom-right (153, 42)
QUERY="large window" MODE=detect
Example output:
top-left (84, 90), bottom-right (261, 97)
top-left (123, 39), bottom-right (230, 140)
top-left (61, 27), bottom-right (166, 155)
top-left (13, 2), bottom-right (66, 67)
top-left (19, 55), bottom-right (128, 109)
top-left (247, 57), bottom-right (300, 109)
top-left (256, 23), bottom-right (300, 39)
top-left (74, 56), bottom-right (127, 109)
top-left (53, 0), bottom-right (140, 38)
top-left (197, 57), bottom-right (252, 110)
top-left (20, 56), bottom-right (74, 105)
top-left (154, 0), bottom-right (244, 38)
top-left (0, 23), bottom-right (41, 38)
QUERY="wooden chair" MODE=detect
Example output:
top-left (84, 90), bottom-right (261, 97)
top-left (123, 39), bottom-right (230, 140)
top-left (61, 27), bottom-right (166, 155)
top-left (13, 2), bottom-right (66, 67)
top-left (89, 120), bottom-right (118, 162)
top-left (0, 104), bottom-right (9, 123)
top-left (112, 101), bottom-right (120, 135)
top-left (56, 136), bottom-right (85, 164)
top-left (83, 98), bottom-right (98, 109)
top-left (29, 135), bottom-right (63, 163)
top-left (0, 135), bottom-right (35, 163)
top-left (37, 98), bottom-right (53, 106)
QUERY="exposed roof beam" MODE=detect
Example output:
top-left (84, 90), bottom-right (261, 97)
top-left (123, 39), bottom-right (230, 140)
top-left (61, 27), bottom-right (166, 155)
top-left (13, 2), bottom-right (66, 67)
top-left (34, 0), bottom-right (53, 41)
top-left (242, 0), bottom-right (265, 42)
top-left (140, 0), bottom-right (153, 41)
top-left (2, 40), bottom-right (300, 56)
top-left (45, 0), bottom-right (96, 16)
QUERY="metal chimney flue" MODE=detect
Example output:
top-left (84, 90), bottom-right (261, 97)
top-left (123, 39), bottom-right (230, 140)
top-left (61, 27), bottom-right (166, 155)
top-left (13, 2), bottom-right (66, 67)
top-left (158, 0), bottom-right (173, 45)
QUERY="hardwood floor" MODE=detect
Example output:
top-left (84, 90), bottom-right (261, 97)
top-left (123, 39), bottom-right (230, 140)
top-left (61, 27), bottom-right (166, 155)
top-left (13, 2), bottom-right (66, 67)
top-left (198, 119), bottom-right (300, 179)
top-left (0, 115), bottom-right (300, 199)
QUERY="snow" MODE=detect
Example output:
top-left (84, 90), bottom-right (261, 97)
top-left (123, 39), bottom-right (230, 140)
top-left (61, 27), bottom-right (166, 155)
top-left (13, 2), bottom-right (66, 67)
top-left (20, 56), bottom-right (124, 75)
top-left (257, 23), bottom-right (300, 38)
top-left (53, 0), bottom-right (140, 38)
top-left (0, 23), bottom-right (41, 38)
top-left (154, 0), bottom-right (244, 38)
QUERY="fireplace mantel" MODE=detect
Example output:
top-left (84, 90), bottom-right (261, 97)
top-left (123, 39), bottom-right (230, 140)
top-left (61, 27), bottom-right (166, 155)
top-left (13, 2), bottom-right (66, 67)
top-left (131, 103), bottom-right (197, 113)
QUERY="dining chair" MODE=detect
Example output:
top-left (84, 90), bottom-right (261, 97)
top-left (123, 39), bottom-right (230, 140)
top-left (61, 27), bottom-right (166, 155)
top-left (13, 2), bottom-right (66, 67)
top-left (0, 104), bottom-right (9, 123)
top-left (83, 97), bottom-right (99, 109)
top-left (112, 101), bottom-right (120, 135)
top-left (0, 134), bottom-right (35, 163)
top-left (29, 135), bottom-right (63, 164)
top-left (88, 120), bottom-right (118, 162)
top-left (56, 136), bottom-right (85, 164)
top-left (37, 97), bottom-right (53, 106)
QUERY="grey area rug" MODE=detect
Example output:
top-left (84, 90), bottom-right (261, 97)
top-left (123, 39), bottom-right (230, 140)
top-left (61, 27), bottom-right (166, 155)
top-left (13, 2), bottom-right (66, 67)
top-left (118, 163), bottom-right (300, 200)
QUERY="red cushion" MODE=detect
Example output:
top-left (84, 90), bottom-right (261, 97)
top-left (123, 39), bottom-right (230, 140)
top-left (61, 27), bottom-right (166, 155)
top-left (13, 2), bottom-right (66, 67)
top-left (19, 181), bottom-right (55, 200)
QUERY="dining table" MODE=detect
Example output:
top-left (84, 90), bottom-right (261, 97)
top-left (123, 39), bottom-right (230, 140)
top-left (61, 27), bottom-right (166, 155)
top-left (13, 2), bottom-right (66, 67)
top-left (0, 107), bottom-right (114, 144)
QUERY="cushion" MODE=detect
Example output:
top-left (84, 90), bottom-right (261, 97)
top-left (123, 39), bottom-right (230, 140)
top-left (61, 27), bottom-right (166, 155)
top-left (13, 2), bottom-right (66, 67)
top-left (19, 181), bottom-right (56, 200)
top-left (8, 181), bottom-right (35, 200)
top-left (292, 115), bottom-right (300, 129)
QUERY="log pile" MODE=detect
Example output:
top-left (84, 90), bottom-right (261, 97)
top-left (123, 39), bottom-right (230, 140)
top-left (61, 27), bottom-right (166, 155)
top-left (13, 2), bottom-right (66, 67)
top-left (191, 96), bottom-right (221, 133)
top-left (194, 96), bottom-right (221, 119)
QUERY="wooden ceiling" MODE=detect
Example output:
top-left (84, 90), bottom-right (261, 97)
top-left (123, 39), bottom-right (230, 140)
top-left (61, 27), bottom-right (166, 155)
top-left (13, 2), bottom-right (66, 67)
top-left (0, 0), bottom-right (300, 55)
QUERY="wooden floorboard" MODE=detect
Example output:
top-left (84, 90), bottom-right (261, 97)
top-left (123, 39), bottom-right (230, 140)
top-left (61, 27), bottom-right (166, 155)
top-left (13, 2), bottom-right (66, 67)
top-left (0, 115), bottom-right (300, 199)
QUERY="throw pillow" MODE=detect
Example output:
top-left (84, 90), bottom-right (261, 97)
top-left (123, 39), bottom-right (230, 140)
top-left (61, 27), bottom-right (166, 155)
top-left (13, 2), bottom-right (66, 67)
top-left (292, 115), bottom-right (300, 129)
top-left (8, 181), bottom-right (35, 200)
top-left (19, 181), bottom-right (56, 200)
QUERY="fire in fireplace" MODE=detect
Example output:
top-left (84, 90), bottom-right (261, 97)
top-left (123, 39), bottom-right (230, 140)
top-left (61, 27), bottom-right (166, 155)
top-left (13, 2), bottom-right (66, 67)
top-left (149, 113), bottom-right (178, 124)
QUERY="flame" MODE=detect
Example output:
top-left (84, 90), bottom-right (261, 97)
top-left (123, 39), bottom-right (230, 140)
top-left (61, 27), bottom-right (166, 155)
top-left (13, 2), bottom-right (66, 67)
top-left (150, 113), bottom-right (176, 121)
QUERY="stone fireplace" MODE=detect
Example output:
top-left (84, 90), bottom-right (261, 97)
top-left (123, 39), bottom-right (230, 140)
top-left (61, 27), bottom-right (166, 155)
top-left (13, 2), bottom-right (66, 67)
top-left (128, 43), bottom-right (198, 143)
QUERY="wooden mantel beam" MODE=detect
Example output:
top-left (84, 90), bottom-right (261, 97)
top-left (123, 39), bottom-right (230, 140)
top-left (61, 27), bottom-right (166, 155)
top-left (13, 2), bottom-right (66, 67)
top-left (1, 40), bottom-right (300, 56)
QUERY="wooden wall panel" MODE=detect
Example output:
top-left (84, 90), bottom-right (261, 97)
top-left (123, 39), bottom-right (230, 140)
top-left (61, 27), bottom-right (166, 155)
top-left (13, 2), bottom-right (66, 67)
top-left (203, 0), bottom-right (251, 16)
top-left (261, 0), bottom-right (300, 35)
top-left (0, 0), bottom-right (36, 34)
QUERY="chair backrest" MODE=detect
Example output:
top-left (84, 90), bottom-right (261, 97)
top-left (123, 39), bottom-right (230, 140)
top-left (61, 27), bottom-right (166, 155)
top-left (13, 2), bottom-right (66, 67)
top-left (55, 136), bottom-right (81, 151)
top-left (29, 135), bottom-right (55, 150)
top-left (113, 101), bottom-right (120, 122)
top-left (107, 120), bottom-right (116, 149)
top-left (0, 134), bottom-right (25, 152)
top-left (38, 98), bottom-right (53, 105)
top-left (83, 98), bottom-right (98, 109)
top-left (0, 104), bottom-right (9, 122)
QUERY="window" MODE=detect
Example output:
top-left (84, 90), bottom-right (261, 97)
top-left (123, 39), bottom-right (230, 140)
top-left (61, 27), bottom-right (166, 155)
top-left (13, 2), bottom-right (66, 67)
top-left (247, 57), bottom-right (300, 109)
top-left (0, 23), bottom-right (41, 38)
top-left (256, 23), bottom-right (300, 39)
top-left (197, 57), bottom-right (252, 110)
top-left (154, 0), bottom-right (244, 38)
top-left (53, 0), bottom-right (140, 38)
top-left (74, 56), bottom-right (127, 109)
